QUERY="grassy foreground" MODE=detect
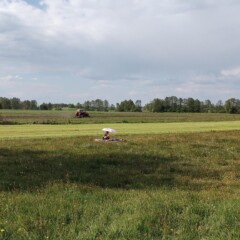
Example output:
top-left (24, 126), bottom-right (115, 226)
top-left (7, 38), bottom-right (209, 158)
top-left (0, 131), bottom-right (240, 239)
top-left (1, 121), bottom-right (240, 139)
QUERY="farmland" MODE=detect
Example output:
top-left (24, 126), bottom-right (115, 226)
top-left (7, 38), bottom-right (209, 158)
top-left (2, 109), bottom-right (240, 124)
top-left (0, 110), bottom-right (240, 239)
top-left (1, 121), bottom-right (240, 140)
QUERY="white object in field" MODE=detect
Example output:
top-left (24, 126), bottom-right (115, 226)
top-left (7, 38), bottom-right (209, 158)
top-left (102, 128), bottom-right (116, 133)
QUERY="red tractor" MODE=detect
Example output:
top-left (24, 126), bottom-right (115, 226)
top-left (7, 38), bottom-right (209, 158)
top-left (75, 109), bottom-right (90, 118)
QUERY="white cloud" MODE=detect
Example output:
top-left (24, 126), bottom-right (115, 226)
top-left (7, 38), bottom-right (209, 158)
top-left (0, 75), bottom-right (23, 91)
top-left (0, 75), bottom-right (22, 82)
top-left (221, 67), bottom-right (240, 77)
top-left (0, 74), bottom-right (57, 101)
top-left (173, 70), bottom-right (240, 101)
top-left (0, 0), bottom-right (240, 103)
top-left (128, 90), bottom-right (140, 97)
top-left (91, 80), bottom-right (114, 89)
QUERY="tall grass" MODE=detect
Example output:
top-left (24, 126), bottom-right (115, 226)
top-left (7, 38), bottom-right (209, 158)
top-left (0, 131), bottom-right (240, 239)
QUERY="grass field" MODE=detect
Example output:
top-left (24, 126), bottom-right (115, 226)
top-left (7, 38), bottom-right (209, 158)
top-left (0, 112), bottom-right (240, 239)
top-left (2, 109), bottom-right (240, 124)
top-left (1, 121), bottom-right (240, 140)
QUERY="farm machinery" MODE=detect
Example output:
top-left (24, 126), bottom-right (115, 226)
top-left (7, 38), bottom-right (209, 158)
top-left (75, 109), bottom-right (90, 118)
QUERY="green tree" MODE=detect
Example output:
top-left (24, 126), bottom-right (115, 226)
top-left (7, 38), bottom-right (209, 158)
top-left (224, 98), bottom-right (240, 114)
top-left (194, 99), bottom-right (201, 112)
top-left (30, 100), bottom-right (38, 110)
top-left (39, 103), bottom-right (48, 110)
top-left (68, 104), bottom-right (75, 108)
top-left (116, 100), bottom-right (137, 112)
top-left (135, 100), bottom-right (142, 112)
top-left (83, 101), bottom-right (91, 111)
top-left (203, 99), bottom-right (213, 113)
top-left (109, 104), bottom-right (116, 111)
top-left (21, 100), bottom-right (31, 109)
top-left (47, 103), bottom-right (53, 110)
top-left (10, 97), bottom-right (21, 109)
top-left (186, 98), bottom-right (195, 112)
top-left (153, 98), bottom-right (165, 112)
top-left (176, 98), bottom-right (184, 112)
top-left (93, 99), bottom-right (104, 111)
top-left (144, 98), bottom-right (165, 112)
top-left (165, 96), bottom-right (178, 112)
top-left (0, 97), bottom-right (11, 109)
top-left (215, 100), bottom-right (225, 113)
top-left (76, 102), bottom-right (83, 109)
top-left (103, 100), bottom-right (109, 111)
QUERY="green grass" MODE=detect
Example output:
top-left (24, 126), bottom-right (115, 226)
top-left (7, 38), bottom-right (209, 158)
top-left (0, 131), bottom-right (240, 239)
top-left (1, 185), bottom-right (239, 240)
top-left (2, 109), bottom-right (240, 124)
top-left (1, 121), bottom-right (240, 139)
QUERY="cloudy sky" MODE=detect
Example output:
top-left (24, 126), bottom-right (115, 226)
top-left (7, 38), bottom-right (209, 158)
top-left (0, 0), bottom-right (240, 105)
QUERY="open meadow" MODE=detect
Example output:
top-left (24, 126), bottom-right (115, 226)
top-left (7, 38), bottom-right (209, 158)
top-left (0, 111), bottom-right (240, 239)
top-left (2, 109), bottom-right (240, 124)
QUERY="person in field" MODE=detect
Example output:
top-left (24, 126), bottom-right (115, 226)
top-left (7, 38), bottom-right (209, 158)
top-left (102, 131), bottom-right (110, 140)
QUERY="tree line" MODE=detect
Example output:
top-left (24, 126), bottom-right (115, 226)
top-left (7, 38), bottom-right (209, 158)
top-left (0, 97), bottom-right (38, 110)
top-left (1, 96), bottom-right (240, 114)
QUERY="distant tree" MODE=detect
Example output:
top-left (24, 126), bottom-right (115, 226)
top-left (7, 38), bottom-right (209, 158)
top-left (0, 97), bottom-right (11, 109)
top-left (116, 102), bottom-right (124, 112)
top-left (109, 104), bottom-right (116, 111)
top-left (103, 100), bottom-right (109, 111)
top-left (47, 102), bottom-right (53, 110)
top-left (54, 104), bottom-right (62, 110)
top-left (224, 98), bottom-right (240, 114)
top-left (186, 98), bottom-right (195, 112)
top-left (215, 100), bottom-right (225, 113)
top-left (143, 98), bottom-right (165, 112)
top-left (164, 97), bottom-right (171, 111)
top-left (68, 104), bottom-right (75, 108)
top-left (116, 99), bottom-right (137, 112)
top-left (30, 100), bottom-right (38, 110)
top-left (194, 99), bottom-right (201, 112)
top-left (10, 97), bottom-right (21, 109)
top-left (83, 101), bottom-right (91, 111)
top-left (180, 98), bottom-right (188, 112)
top-left (165, 96), bottom-right (178, 112)
top-left (144, 97), bottom-right (214, 113)
top-left (143, 102), bottom-right (151, 112)
top-left (203, 99), bottom-right (213, 113)
top-left (21, 100), bottom-right (31, 109)
top-left (94, 99), bottom-right (104, 111)
top-left (39, 103), bottom-right (49, 110)
top-left (176, 98), bottom-right (184, 112)
top-left (135, 100), bottom-right (142, 112)
top-left (3, 95), bottom-right (240, 114)
top-left (76, 102), bottom-right (83, 109)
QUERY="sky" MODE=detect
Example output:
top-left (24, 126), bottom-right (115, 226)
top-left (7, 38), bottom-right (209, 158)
top-left (0, 0), bottom-right (240, 105)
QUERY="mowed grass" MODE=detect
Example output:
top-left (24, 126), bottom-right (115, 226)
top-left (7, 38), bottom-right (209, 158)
top-left (0, 131), bottom-right (240, 239)
top-left (1, 121), bottom-right (240, 139)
